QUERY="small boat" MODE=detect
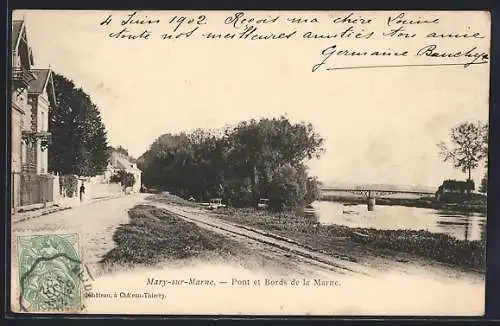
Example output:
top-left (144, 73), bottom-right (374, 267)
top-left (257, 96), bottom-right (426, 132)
top-left (207, 198), bottom-right (227, 210)
top-left (342, 210), bottom-right (359, 215)
top-left (304, 204), bottom-right (315, 214)
top-left (257, 198), bottom-right (270, 209)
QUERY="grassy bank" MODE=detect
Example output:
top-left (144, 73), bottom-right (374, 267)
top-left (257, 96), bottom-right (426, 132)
top-left (146, 193), bottom-right (200, 207)
top-left (100, 204), bottom-right (247, 268)
top-left (321, 195), bottom-right (487, 214)
top-left (209, 207), bottom-right (485, 272)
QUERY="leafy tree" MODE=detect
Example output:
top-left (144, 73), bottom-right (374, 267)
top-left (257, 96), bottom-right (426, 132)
top-left (305, 176), bottom-right (321, 204)
top-left (110, 170), bottom-right (135, 190)
top-left (225, 116), bottom-right (324, 201)
top-left (438, 121), bottom-right (488, 181)
top-left (138, 116), bottom-right (324, 210)
top-left (268, 165), bottom-right (303, 211)
top-left (49, 73), bottom-right (109, 176)
top-left (480, 123), bottom-right (488, 193)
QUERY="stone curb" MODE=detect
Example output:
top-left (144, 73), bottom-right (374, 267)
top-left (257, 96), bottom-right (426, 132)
top-left (11, 194), bottom-right (126, 224)
top-left (12, 206), bottom-right (73, 224)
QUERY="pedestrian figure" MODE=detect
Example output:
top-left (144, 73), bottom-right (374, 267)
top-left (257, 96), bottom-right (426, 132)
top-left (79, 183), bottom-right (85, 202)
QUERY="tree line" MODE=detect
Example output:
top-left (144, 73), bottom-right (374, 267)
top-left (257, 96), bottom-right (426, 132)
top-left (137, 116), bottom-right (325, 210)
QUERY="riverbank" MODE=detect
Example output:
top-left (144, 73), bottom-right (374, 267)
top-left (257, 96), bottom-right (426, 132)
top-left (210, 207), bottom-right (485, 273)
top-left (321, 195), bottom-right (487, 214)
top-left (147, 193), bottom-right (485, 273)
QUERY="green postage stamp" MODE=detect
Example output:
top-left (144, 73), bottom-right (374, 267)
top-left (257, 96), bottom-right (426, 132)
top-left (16, 233), bottom-right (85, 312)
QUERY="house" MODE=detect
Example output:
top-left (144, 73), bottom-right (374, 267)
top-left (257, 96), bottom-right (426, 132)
top-left (12, 20), bottom-right (35, 211)
top-left (104, 151), bottom-right (142, 193)
top-left (26, 69), bottom-right (55, 174)
top-left (435, 179), bottom-right (475, 202)
top-left (11, 19), bottom-right (56, 212)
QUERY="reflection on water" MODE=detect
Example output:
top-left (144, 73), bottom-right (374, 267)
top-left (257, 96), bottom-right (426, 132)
top-left (303, 201), bottom-right (486, 241)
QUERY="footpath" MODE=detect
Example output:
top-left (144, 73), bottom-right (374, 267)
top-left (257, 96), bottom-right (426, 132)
top-left (11, 193), bottom-right (124, 224)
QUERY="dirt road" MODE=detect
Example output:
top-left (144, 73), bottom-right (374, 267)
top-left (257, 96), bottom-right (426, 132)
top-left (11, 194), bottom-right (150, 277)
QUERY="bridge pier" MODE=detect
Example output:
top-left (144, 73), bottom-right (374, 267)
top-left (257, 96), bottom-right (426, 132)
top-left (367, 197), bottom-right (376, 211)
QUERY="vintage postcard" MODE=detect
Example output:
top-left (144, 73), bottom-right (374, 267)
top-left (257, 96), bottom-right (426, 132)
top-left (10, 10), bottom-right (489, 315)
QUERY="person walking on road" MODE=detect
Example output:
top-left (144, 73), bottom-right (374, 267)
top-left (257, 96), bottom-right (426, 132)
top-left (79, 183), bottom-right (85, 202)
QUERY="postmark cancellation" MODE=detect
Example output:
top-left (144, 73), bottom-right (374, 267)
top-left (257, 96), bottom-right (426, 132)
top-left (14, 232), bottom-right (87, 313)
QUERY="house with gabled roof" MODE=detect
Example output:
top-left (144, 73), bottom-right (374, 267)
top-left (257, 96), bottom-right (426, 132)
top-left (12, 20), bottom-right (35, 176)
top-left (26, 68), bottom-right (56, 175)
top-left (11, 19), bottom-right (57, 212)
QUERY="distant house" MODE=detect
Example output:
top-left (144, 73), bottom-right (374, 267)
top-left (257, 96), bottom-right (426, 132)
top-left (435, 179), bottom-right (475, 202)
top-left (104, 151), bottom-right (142, 193)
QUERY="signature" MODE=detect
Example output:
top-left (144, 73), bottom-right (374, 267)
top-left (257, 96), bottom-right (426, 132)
top-left (312, 44), bottom-right (489, 72)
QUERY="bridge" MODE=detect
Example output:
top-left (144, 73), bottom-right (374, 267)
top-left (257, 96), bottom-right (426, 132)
top-left (320, 187), bottom-right (436, 211)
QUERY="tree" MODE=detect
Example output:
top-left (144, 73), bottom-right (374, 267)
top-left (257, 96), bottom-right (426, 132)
top-left (137, 116), bottom-right (324, 210)
top-left (438, 121), bottom-right (488, 182)
top-left (225, 116), bottom-right (324, 201)
top-left (268, 165), bottom-right (304, 211)
top-left (49, 73), bottom-right (109, 176)
top-left (305, 176), bottom-right (321, 204)
top-left (480, 123), bottom-right (488, 193)
top-left (110, 170), bottom-right (135, 190)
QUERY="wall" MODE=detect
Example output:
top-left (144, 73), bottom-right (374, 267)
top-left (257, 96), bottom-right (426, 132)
top-left (52, 174), bottom-right (60, 204)
top-left (132, 170), bottom-right (142, 192)
top-left (86, 182), bottom-right (122, 200)
top-left (11, 112), bottom-right (22, 173)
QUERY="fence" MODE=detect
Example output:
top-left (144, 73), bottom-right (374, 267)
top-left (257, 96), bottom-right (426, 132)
top-left (12, 172), bottom-right (55, 208)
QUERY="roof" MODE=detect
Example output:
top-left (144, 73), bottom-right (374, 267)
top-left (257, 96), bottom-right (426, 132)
top-left (12, 20), bottom-right (24, 50)
top-left (12, 20), bottom-right (35, 68)
top-left (109, 152), bottom-right (140, 171)
top-left (28, 69), bottom-right (56, 107)
top-left (28, 69), bottom-right (50, 94)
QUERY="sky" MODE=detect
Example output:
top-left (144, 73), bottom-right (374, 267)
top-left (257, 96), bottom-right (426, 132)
top-left (14, 10), bottom-right (490, 188)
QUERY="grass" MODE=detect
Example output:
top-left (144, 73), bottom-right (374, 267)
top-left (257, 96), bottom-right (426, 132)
top-left (210, 206), bottom-right (486, 272)
top-left (145, 193), bottom-right (200, 207)
top-left (100, 204), bottom-right (247, 268)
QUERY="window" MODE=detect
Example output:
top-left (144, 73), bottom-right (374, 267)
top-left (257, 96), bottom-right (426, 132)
top-left (21, 141), bottom-right (26, 164)
top-left (40, 112), bottom-right (45, 131)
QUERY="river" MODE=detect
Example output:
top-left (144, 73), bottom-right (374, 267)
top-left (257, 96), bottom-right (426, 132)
top-left (305, 201), bottom-right (486, 241)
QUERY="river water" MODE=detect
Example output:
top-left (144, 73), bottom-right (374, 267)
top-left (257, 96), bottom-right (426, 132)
top-left (305, 201), bottom-right (486, 241)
